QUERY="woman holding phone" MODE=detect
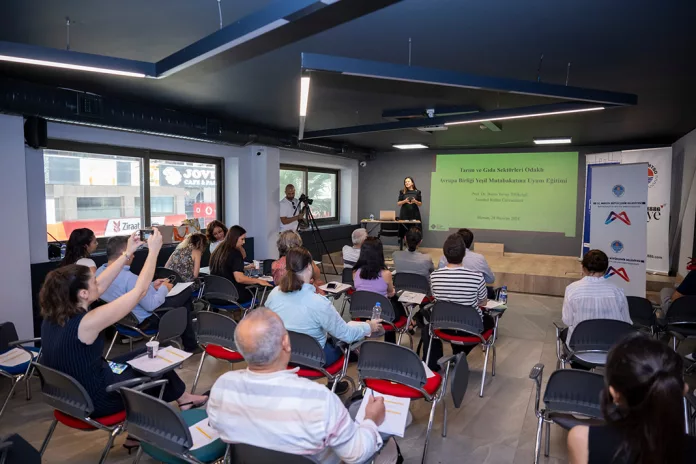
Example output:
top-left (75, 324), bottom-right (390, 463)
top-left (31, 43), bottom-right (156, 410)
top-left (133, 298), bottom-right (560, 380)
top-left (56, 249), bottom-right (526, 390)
top-left (397, 177), bottom-right (422, 240)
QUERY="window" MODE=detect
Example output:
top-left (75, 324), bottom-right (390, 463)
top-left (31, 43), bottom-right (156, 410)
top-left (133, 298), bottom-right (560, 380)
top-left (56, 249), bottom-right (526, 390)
top-left (280, 165), bottom-right (339, 222)
top-left (76, 197), bottom-right (122, 220)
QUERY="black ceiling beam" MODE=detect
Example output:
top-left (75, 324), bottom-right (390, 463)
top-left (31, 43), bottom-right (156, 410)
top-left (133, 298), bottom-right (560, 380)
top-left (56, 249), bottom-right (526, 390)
top-left (302, 53), bottom-right (638, 106)
top-left (381, 105), bottom-right (481, 120)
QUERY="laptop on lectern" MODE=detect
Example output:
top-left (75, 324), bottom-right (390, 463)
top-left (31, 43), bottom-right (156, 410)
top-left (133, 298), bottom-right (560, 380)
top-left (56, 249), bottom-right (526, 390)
top-left (379, 210), bottom-right (396, 221)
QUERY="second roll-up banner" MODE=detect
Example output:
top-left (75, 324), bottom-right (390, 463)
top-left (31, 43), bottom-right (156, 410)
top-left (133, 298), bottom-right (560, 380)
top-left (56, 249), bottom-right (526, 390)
top-left (589, 163), bottom-right (647, 297)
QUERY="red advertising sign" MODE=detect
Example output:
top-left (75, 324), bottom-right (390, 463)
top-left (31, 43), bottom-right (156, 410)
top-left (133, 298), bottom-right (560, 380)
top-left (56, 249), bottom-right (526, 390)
top-left (193, 203), bottom-right (216, 218)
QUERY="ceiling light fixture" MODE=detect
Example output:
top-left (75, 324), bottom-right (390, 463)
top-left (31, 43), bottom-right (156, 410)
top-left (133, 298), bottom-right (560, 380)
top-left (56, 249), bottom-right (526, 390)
top-left (0, 54), bottom-right (147, 78)
top-left (444, 106), bottom-right (604, 126)
top-left (534, 137), bottom-right (572, 145)
top-left (393, 143), bottom-right (429, 149)
top-left (300, 76), bottom-right (311, 116)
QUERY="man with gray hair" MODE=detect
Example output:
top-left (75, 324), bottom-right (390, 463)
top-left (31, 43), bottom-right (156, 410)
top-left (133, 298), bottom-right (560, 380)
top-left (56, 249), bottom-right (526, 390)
top-left (342, 228), bottom-right (368, 268)
top-left (207, 308), bottom-right (385, 464)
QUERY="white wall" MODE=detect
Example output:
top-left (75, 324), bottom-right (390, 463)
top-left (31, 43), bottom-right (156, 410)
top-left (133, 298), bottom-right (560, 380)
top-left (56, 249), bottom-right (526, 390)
top-left (0, 115), bottom-right (34, 339)
top-left (674, 127), bottom-right (696, 274)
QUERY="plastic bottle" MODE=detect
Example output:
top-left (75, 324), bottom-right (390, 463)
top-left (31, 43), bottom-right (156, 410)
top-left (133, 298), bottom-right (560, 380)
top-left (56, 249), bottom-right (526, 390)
top-left (371, 302), bottom-right (382, 320)
top-left (60, 243), bottom-right (66, 259)
top-left (369, 213), bottom-right (375, 221)
top-left (499, 286), bottom-right (508, 305)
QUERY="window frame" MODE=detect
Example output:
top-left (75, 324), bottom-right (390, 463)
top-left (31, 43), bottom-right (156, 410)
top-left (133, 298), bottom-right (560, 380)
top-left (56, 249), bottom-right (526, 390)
top-left (45, 139), bottom-right (225, 243)
top-left (280, 164), bottom-right (340, 224)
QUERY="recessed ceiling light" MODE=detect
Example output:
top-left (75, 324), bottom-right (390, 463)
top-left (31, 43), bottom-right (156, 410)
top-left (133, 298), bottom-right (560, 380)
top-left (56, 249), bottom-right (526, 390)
top-left (299, 76), bottom-right (311, 117)
top-left (534, 137), bottom-right (572, 145)
top-left (393, 144), bottom-right (429, 149)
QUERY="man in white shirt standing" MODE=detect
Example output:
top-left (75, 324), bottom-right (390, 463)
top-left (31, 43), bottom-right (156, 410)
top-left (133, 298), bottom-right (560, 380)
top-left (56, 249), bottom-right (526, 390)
top-left (279, 184), bottom-right (303, 232)
top-left (208, 307), bottom-right (386, 464)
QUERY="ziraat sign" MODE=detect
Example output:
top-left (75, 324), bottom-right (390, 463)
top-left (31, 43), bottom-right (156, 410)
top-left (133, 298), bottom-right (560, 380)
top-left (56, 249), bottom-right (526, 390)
top-left (159, 165), bottom-right (216, 187)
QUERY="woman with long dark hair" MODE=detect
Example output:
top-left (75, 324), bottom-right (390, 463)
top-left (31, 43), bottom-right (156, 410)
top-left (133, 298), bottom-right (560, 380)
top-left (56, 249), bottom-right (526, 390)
top-left (396, 176), bottom-right (422, 241)
top-left (206, 220), bottom-right (228, 254)
top-left (568, 333), bottom-right (696, 463)
top-left (60, 228), bottom-right (98, 271)
top-left (209, 225), bottom-right (271, 303)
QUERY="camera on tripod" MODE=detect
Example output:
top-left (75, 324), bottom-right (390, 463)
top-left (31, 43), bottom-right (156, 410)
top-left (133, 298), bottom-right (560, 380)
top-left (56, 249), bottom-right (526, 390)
top-left (298, 193), bottom-right (313, 205)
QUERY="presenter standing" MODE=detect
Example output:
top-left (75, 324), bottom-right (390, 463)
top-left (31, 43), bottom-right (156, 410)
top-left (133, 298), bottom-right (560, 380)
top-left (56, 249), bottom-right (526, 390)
top-left (279, 184), bottom-right (303, 232)
top-left (397, 177), bottom-right (423, 239)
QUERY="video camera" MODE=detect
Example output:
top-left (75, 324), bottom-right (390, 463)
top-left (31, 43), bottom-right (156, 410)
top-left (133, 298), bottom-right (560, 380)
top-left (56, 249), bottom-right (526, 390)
top-left (298, 193), bottom-right (313, 205)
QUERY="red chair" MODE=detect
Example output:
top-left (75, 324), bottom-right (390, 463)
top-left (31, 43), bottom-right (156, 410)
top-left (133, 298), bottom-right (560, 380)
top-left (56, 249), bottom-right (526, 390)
top-left (287, 331), bottom-right (354, 393)
top-left (356, 340), bottom-right (467, 464)
top-left (425, 301), bottom-right (499, 397)
top-left (191, 312), bottom-right (245, 394)
top-left (32, 362), bottom-right (148, 464)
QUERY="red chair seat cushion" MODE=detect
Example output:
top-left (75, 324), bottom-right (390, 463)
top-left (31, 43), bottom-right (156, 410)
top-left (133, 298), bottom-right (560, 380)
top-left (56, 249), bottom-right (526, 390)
top-left (54, 410), bottom-right (126, 430)
top-left (383, 316), bottom-right (408, 331)
top-left (205, 344), bottom-right (244, 362)
top-left (293, 355), bottom-right (345, 378)
top-left (365, 372), bottom-right (442, 399)
top-left (434, 328), bottom-right (494, 344)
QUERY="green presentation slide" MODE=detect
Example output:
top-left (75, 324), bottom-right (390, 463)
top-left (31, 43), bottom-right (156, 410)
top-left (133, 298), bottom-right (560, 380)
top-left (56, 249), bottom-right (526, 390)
top-left (429, 152), bottom-right (578, 237)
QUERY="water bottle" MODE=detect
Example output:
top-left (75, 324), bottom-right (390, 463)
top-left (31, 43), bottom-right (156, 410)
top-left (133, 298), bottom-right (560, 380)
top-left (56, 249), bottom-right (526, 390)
top-left (371, 302), bottom-right (382, 320)
top-left (369, 213), bottom-right (375, 221)
top-left (499, 286), bottom-right (508, 305)
top-left (60, 243), bottom-right (66, 259)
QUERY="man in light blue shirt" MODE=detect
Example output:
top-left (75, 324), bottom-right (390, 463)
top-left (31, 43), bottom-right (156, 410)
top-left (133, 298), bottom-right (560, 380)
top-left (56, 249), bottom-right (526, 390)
top-left (437, 228), bottom-right (495, 284)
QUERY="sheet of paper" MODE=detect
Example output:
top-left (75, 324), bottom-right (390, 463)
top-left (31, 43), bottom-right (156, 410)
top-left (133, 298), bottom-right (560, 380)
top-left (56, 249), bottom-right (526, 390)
top-left (399, 291), bottom-right (426, 305)
top-left (199, 266), bottom-right (210, 274)
top-left (258, 275), bottom-right (274, 282)
top-left (0, 348), bottom-right (36, 367)
top-left (319, 282), bottom-right (352, 293)
top-left (356, 389), bottom-right (410, 437)
top-left (422, 361), bottom-right (436, 379)
top-left (484, 300), bottom-right (505, 310)
top-left (189, 417), bottom-right (220, 450)
top-left (127, 347), bottom-right (193, 373)
top-left (167, 281), bottom-right (194, 297)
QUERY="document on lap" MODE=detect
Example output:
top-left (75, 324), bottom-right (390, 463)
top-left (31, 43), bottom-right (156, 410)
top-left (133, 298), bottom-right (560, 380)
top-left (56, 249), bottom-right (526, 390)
top-left (189, 417), bottom-right (220, 450)
top-left (356, 388), bottom-right (410, 437)
top-left (167, 282), bottom-right (194, 297)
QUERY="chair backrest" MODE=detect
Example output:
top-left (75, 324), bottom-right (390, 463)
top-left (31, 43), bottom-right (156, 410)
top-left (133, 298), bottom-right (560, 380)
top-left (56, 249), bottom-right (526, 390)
top-left (429, 301), bottom-right (484, 335)
top-left (627, 296), bottom-right (655, 328)
top-left (667, 296), bottom-right (696, 324)
top-left (156, 307), bottom-right (188, 343)
top-left (262, 259), bottom-right (275, 277)
top-left (394, 272), bottom-right (430, 296)
top-left (357, 340), bottom-right (427, 391)
top-left (0, 322), bottom-right (19, 353)
top-left (543, 369), bottom-right (605, 419)
top-left (116, 311), bottom-right (141, 328)
top-left (195, 312), bottom-right (238, 350)
top-left (202, 275), bottom-right (240, 302)
top-left (342, 267), bottom-right (355, 285)
top-left (154, 267), bottom-right (183, 284)
top-left (233, 443), bottom-right (315, 464)
top-left (568, 319), bottom-right (637, 353)
top-left (288, 331), bottom-right (326, 370)
top-left (379, 223), bottom-right (400, 234)
top-left (348, 291), bottom-right (395, 322)
top-left (119, 386), bottom-right (192, 457)
top-left (33, 363), bottom-right (94, 418)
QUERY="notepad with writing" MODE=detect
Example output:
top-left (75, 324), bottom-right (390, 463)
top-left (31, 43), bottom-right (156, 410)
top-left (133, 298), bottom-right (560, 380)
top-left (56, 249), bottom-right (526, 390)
top-left (0, 348), bottom-right (36, 367)
top-left (126, 347), bottom-right (192, 373)
top-left (398, 291), bottom-right (426, 305)
top-left (356, 389), bottom-right (411, 437)
top-left (189, 417), bottom-right (220, 450)
top-left (484, 300), bottom-right (505, 310)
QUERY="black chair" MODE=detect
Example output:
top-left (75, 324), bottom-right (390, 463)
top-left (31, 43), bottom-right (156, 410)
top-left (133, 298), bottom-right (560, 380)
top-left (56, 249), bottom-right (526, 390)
top-left (118, 380), bottom-right (226, 464)
top-left (349, 291), bottom-right (408, 342)
top-left (287, 331), bottom-right (353, 393)
top-left (377, 222), bottom-right (401, 248)
top-left (666, 296), bottom-right (696, 352)
top-left (393, 272), bottom-right (431, 298)
top-left (105, 306), bottom-right (188, 359)
top-left (356, 340), bottom-right (466, 464)
top-left (32, 363), bottom-right (147, 464)
top-left (426, 301), bottom-right (498, 397)
top-left (262, 259), bottom-right (275, 277)
top-left (338, 268), bottom-right (356, 316)
top-left (191, 312), bottom-right (244, 394)
top-left (233, 443), bottom-right (314, 464)
top-left (529, 364), bottom-right (604, 464)
top-left (154, 267), bottom-right (183, 284)
top-left (0, 322), bottom-right (40, 422)
top-left (555, 319), bottom-right (637, 370)
top-left (627, 296), bottom-right (657, 335)
top-left (200, 275), bottom-right (250, 314)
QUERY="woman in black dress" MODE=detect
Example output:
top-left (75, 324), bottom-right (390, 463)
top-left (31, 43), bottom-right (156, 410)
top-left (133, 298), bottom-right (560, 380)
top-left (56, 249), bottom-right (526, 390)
top-left (567, 332), bottom-right (696, 463)
top-left (397, 177), bottom-right (422, 240)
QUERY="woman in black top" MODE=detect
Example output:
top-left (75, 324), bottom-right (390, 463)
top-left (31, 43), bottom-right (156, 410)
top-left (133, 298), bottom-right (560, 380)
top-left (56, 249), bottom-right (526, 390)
top-left (209, 225), bottom-right (271, 303)
top-left (397, 177), bottom-right (422, 240)
top-left (568, 333), bottom-right (696, 463)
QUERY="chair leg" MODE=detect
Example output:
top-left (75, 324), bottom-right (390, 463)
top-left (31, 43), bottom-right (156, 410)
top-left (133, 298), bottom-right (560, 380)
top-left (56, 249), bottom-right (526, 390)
top-left (544, 420), bottom-right (551, 457)
top-left (0, 378), bottom-right (19, 421)
top-left (480, 345), bottom-right (491, 398)
top-left (533, 415), bottom-right (543, 464)
top-left (191, 352), bottom-right (207, 394)
top-left (98, 426), bottom-right (121, 464)
top-left (105, 332), bottom-right (118, 359)
top-left (40, 418), bottom-right (58, 455)
top-left (440, 361), bottom-right (452, 438)
top-left (129, 337), bottom-right (133, 352)
top-left (133, 447), bottom-right (144, 464)
top-left (491, 344), bottom-right (496, 377)
top-left (425, 333), bottom-right (434, 365)
top-left (421, 400), bottom-right (438, 464)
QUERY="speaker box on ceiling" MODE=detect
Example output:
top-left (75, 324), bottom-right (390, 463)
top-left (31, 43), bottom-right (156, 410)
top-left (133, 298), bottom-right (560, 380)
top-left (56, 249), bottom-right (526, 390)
top-left (24, 116), bottom-right (47, 149)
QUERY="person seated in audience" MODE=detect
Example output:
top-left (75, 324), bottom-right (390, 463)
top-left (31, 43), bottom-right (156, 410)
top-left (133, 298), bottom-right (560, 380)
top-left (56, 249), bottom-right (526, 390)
top-left (40, 229), bottom-right (208, 452)
top-left (96, 235), bottom-right (198, 351)
top-left (266, 247), bottom-right (380, 392)
top-left (567, 333), bottom-right (696, 463)
top-left (561, 249), bottom-right (632, 345)
top-left (59, 228), bottom-right (99, 272)
top-left (392, 227), bottom-right (434, 281)
top-left (342, 228), bottom-right (367, 269)
top-left (272, 230), bottom-right (325, 291)
top-left (660, 269), bottom-right (696, 314)
top-left (210, 225), bottom-right (271, 304)
top-left (206, 220), bottom-right (228, 254)
top-left (437, 228), bottom-right (495, 284)
top-left (423, 233), bottom-right (491, 371)
top-left (165, 232), bottom-right (208, 284)
top-left (207, 307), bottom-right (385, 464)
top-left (353, 237), bottom-right (405, 343)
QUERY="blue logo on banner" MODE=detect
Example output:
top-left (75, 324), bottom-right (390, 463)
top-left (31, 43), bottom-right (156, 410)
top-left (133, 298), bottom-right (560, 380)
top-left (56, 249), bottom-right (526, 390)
top-left (612, 185), bottom-right (625, 197)
top-left (611, 240), bottom-right (624, 253)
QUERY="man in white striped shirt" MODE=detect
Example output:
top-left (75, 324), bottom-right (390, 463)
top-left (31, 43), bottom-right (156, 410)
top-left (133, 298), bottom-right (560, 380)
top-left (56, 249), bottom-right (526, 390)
top-left (561, 250), bottom-right (632, 349)
top-left (207, 307), bottom-right (385, 464)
